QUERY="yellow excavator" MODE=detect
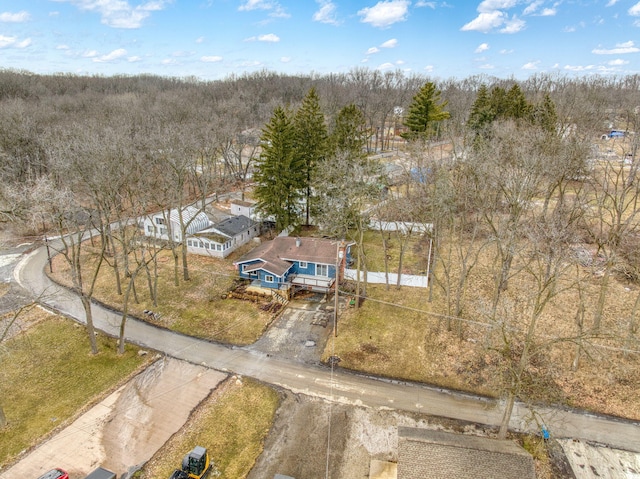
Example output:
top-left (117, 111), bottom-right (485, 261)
top-left (168, 446), bottom-right (211, 479)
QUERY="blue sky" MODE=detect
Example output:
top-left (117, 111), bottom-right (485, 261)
top-left (1, 0), bottom-right (639, 80)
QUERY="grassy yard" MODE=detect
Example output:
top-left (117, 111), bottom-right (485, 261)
top-left (49, 242), bottom-right (274, 345)
top-left (326, 240), bottom-right (640, 421)
top-left (0, 307), bottom-right (150, 467)
top-left (137, 377), bottom-right (280, 479)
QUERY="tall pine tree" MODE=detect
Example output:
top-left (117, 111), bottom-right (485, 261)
top-left (401, 81), bottom-right (450, 141)
top-left (293, 88), bottom-right (328, 226)
top-left (254, 107), bottom-right (304, 232)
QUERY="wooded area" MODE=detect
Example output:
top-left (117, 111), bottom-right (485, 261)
top-left (2, 68), bottom-right (640, 435)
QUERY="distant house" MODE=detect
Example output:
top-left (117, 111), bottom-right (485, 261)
top-left (142, 206), bottom-right (259, 258)
top-left (230, 199), bottom-right (257, 220)
top-left (397, 427), bottom-right (536, 479)
top-left (233, 236), bottom-right (352, 297)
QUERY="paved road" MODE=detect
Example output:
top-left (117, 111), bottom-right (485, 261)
top-left (14, 241), bottom-right (640, 453)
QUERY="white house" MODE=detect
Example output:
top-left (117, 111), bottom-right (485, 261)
top-left (142, 206), bottom-right (210, 243)
top-left (230, 199), bottom-right (257, 220)
top-left (142, 206), bottom-right (259, 258)
top-left (186, 214), bottom-right (259, 258)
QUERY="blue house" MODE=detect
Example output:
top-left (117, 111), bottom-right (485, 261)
top-left (234, 236), bottom-right (352, 298)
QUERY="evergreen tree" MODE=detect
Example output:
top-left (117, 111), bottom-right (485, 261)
top-left (532, 93), bottom-right (558, 133)
top-left (254, 107), bottom-right (304, 232)
top-left (505, 84), bottom-right (532, 120)
top-left (293, 87), bottom-right (328, 225)
top-left (468, 84), bottom-right (495, 136)
top-left (329, 103), bottom-right (367, 160)
top-left (489, 86), bottom-right (508, 120)
top-left (401, 82), bottom-right (450, 141)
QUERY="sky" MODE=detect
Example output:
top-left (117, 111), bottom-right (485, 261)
top-left (1, 0), bottom-right (640, 81)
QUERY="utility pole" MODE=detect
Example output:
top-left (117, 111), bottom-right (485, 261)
top-left (334, 241), bottom-right (343, 337)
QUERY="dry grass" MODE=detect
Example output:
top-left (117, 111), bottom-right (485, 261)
top-left (0, 308), bottom-right (149, 467)
top-left (49, 242), bottom-right (274, 345)
top-left (328, 233), bottom-right (640, 421)
top-left (137, 377), bottom-right (280, 479)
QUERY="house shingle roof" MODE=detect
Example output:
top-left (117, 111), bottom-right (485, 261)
top-left (235, 236), bottom-right (339, 277)
top-left (397, 427), bottom-right (536, 479)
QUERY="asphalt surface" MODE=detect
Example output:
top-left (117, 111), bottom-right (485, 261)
top-left (13, 239), bottom-right (640, 453)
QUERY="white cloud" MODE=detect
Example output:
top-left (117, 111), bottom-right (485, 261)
top-left (0, 35), bottom-right (31, 48)
top-left (238, 0), bottom-right (274, 11)
top-left (461, 11), bottom-right (505, 32)
top-left (280, 56), bottom-right (291, 63)
top-left (424, 65), bottom-right (434, 72)
top-left (462, 0), bottom-right (525, 33)
top-left (381, 38), bottom-right (398, 48)
top-left (479, 63), bottom-right (495, 69)
top-left (358, 0), bottom-right (410, 28)
top-left (161, 58), bottom-right (176, 65)
top-left (82, 49), bottom-right (98, 58)
top-left (606, 0), bottom-right (620, 5)
top-left (523, 0), bottom-right (542, 15)
top-left (540, 8), bottom-right (556, 16)
top-left (0, 11), bottom-right (31, 22)
top-left (93, 48), bottom-right (127, 62)
top-left (475, 42), bottom-right (489, 53)
top-left (258, 33), bottom-right (279, 42)
top-left (629, 2), bottom-right (640, 16)
top-left (608, 58), bottom-right (628, 65)
top-left (592, 41), bottom-right (640, 54)
top-left (522, 60), bottom-right (540, 70)
top-left (415, 1), bottom-right (436, 8)
top-left (127, 55), bottom-right (141, 62)
top-left (238, 0), bottom-right (288, 19)
top-left (564, 64), bottom-right (597, 72)
top-left (57, 44), bottom-right (70, 50)
top-left (377, 62), bottom-right (395, 70)
top-left (500, 16), bottom-right (525, 33)
top-left (313, 0), bottom-right (340, 25)
top-left (53, 0), bottom-right (171, 29)
top-left (367, 47), bottom-right (380, 54)
top-left (195, 36), bottom-right (205, 44)
top-left (201, 55), bottom-right (222, 62)
top-left (244, 33), bottom-right (280, 42)
top-left (477, 0), bottom-right (517, 14)
top-left (500, 48), bottom-right (513, 54)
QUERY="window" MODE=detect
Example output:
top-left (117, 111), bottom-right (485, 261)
top-left (205, 243), bottom-right (210, 249)
top-left (155, 217), bottom-right (165, 225)
top-left (187, 240), bottom-right (193, 247)
top-left (147, 225), bottom-right (153, 233)
top-left (299, 261), bottom-right (308, 269)
top-left (316, 264), bottom-right (329, 277)
top-left (265, 275), bottom-right (274, 283)
top-left (216, 244), bottom-right (221, 251)
top-left (159, 227), bottom-right (167, 235)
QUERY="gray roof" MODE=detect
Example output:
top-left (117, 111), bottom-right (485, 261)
top-left (195, 215), bottom-right (256, 242)
top-left (214, 215), bottom-right (255, 237)
top-left (397, 427), bottom-right (536, 479)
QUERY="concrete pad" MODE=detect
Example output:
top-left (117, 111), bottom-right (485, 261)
top-left (0, 358), bottom-right (226, 479)
top-left (559, 438), bottom-right (640, 479)
top-left (369, 459), bottom-right (397, 479)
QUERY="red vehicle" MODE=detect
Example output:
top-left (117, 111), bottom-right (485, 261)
top-left (37, 469), bottom-right (69, 479)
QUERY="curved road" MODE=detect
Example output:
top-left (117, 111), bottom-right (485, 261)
top-left (15, 241), bottom-right (640, 453)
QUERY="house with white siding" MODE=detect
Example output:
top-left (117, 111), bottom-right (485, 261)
top-left (142, 206), bottom-right (259, 258)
